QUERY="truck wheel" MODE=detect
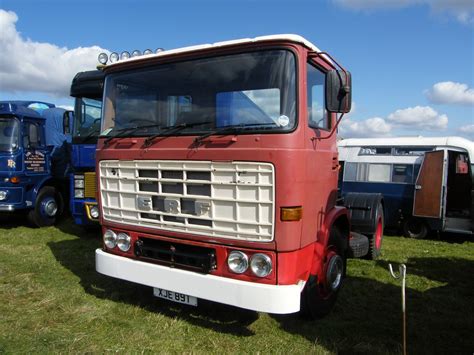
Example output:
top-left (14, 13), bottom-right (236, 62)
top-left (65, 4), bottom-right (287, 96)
top-left (402, 218), bottom-right (428, 239)
top-left (364, 204), bottom-right (384, 260)
top-left (300, 227), bottom-right (346, 319)
top-left (28, 186), bottom-right (63, 227)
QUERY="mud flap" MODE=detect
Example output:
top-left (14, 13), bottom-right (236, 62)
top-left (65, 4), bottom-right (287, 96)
top-left (343, 192), bottom-right (383, 235)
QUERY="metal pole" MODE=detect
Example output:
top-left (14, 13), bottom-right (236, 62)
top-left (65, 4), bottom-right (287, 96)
top-left (389, 263), bottom-right (407, 355)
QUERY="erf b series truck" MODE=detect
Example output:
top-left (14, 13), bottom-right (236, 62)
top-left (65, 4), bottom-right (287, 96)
top-left (69, 70), bottom-right (104, 225)
top-left (0, 101), bottom-right (70, 226)
top-left (95, 35), bottom-right (383, 318)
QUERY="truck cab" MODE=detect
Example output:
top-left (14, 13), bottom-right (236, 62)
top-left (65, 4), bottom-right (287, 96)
top-left (94, 35), bottom-right (381, 318)
top-left (69, 70), bottom-right (104, 225)
top-left (0, 101), bottom-right (70, 226)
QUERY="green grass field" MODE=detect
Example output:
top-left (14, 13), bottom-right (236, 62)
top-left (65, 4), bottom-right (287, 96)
top-left (1, 216), bottom-right (473, 354)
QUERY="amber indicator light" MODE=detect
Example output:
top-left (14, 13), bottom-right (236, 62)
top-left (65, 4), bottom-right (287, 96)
top-left (280, 206), bottom-right (303, 221)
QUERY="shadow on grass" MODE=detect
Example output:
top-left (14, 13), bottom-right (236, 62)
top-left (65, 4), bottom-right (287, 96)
top-left (47, 225), bottom-right (258, 337)
top-left (47, 221), bottom-right (474, 352)
top-left (275, 256), bottom-right (474, 354)
top-left (0, 212), bottom-right (30, 229)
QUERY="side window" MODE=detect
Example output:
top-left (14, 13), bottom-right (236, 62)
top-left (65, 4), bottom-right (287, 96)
top-left (24, 123), bottom-right (40, 148)
top-left (392, 164), bottom-right (413, 183)
top-left (307, 63), bottom-right (328, 129)
top-left (344, 162), bottom-right (357, 181)
top-left (367, 164), bottom-right (391, 182)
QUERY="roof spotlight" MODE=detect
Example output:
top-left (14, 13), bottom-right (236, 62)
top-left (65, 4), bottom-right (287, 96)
top-left (155, 48), bottom-right (164, 53)
top-left (120, 51), bottom-right (131, 60)
top-left (109, 52), bottom-right (119, 63)
top-left (131, 49), bottom-right (142, 57)
top-left (98, 52), bottom-right (108, 65)
top-left (143, 49), bottom-right (153, 55)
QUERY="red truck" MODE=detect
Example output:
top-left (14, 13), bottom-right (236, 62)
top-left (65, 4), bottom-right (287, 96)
top-left (95, 35), bottom-right (384, 318)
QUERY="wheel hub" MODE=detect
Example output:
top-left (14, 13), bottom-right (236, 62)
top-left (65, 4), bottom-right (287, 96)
top-left (43, 199), bottom-right (58, 217)
top-left (326, 254), bottom-right (343, 291)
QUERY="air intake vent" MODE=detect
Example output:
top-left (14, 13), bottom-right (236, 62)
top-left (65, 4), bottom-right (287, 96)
top-left (99, 160), bottom-right (275, 241)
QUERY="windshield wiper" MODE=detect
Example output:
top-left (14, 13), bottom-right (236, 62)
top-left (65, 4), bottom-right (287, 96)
top-left (143, 121), bottom-right (212, 147)
top-left (193, 122), bottom-right (280, 144)
top-left (102, 123), bottom-right (164, 146)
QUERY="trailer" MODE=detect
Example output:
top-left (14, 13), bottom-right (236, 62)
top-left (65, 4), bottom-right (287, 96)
top-left (0, 101), bottom-right (71, 226)
top-left (93, 35), bottom-right (384, 318)
top-left (338, 136), bottom-right (474, 238)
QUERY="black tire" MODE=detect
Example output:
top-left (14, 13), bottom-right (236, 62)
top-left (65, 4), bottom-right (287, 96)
top-left (348, 233), bottom-right (369, 258)
top-left (27, 186), bottom-right (63, 227)
top-left (300, 227), bottom-right (346, 319)
top-left (364, 203), bottom-right (384, 260)
top-left (402, 218), bottom-right (428, 239)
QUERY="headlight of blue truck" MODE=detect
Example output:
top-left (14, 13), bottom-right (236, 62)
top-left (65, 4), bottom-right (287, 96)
top-left (74, 174), bottom-right (84, 198)
top-left (0, 191), bottom-right (8, 201)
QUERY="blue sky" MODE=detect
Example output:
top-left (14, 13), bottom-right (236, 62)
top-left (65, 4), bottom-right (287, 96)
top-left (0, 0), bottom-right (473, 139)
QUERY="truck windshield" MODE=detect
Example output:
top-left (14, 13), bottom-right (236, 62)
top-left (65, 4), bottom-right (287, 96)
top-left (101, 50), bottom-right (296, 137)
top-left (73, 97), bottom-right (102, 143)
top-left (0, 118), bottom-right (19, 152)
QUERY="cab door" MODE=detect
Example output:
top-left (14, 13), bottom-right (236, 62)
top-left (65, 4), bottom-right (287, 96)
top-left (413, 150), bottom-right (446, 218)
top-left (22, 120), bottom-right (49, 176)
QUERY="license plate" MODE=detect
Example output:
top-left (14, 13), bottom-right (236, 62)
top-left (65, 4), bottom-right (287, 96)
top-left (153, 288), bottom-right (198, 306)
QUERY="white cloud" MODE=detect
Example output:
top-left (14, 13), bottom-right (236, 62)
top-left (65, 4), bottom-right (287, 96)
top-left (458, 124), bottom-right (474, 139)
top-left (339, 105), bottom-right (450, 138)
top-left (426, 81), bottom-right (474, 105)
top-left (333, 0), bottom-right (474, 24)
top-left (431, 0), bottom-right (474, 24)
top-left (333, 0), bottom-right (418, 10)
top-left (458, 124), bottom-right (474, 133)
top-left (387, 106), bottom-right (448, 130)
top-left (0, 9), bottom-right (108, 97)
top-left (339, 116), bottom-right (392, 138)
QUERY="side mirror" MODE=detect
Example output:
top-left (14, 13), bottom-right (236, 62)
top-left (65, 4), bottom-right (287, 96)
top-left (63, 111), bottom-right (73, 134)
top-left (326, 70), bottom-right (352, 113)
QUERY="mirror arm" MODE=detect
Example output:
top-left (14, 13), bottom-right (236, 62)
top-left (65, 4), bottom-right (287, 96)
top-left (309, 51), bottom-right (350, 141)
top-left (311, 112), bottom-right (346, 142)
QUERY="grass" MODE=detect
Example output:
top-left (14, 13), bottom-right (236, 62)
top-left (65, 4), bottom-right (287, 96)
top-left (0, 216), bottom-right (473, 354)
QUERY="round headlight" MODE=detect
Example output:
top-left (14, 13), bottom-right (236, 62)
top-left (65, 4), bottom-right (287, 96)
top-left (143, 49), bottom-right (153, 55)
top-left (104, 229), bottom-right (117, 249)
top-left (120, 51), bottom-right (130, 60)
top-left (117, 233), bottom-right (131, 252)
top-left (155, 48), bottom-right (164, 53)
top-left (0, 190), bottom-right (7, 201)
top-left (227, 251), bottom-right (248, 274)
top-left (98, 52), bottom-right (108, 64)
top-left (250, 253), bottom-right (272, 277)
top-left (131, 49), bottom-right (142, 57)
top-left (90, 205), bottom-right (100, 219)
top-left (110, 52), bottom-right (119, 63)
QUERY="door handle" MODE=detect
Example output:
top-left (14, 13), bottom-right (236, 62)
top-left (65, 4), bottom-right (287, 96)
top-left (415, 185), bottom-right (422, 190)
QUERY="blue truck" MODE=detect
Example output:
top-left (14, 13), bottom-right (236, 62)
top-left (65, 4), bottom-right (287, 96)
top-left (0, 101), bottom-right (71, 226)
top-left (69, 70), bottom-right (104, 225)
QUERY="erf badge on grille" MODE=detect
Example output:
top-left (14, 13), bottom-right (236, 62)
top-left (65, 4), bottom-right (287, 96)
top-left (195, 201), bottom-right (210, 216)
top-left (137, 196), bottom-right (152, 211)
top-left (164, 198), bottom-right (180, 214)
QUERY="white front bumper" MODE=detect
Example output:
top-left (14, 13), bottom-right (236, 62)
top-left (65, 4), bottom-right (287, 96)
top-left (96, 249), bottom-right (304, 314)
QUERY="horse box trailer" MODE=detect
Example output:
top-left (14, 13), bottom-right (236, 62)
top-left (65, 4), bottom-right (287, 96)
top-left (338, 136), bottom-right (474, 238)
